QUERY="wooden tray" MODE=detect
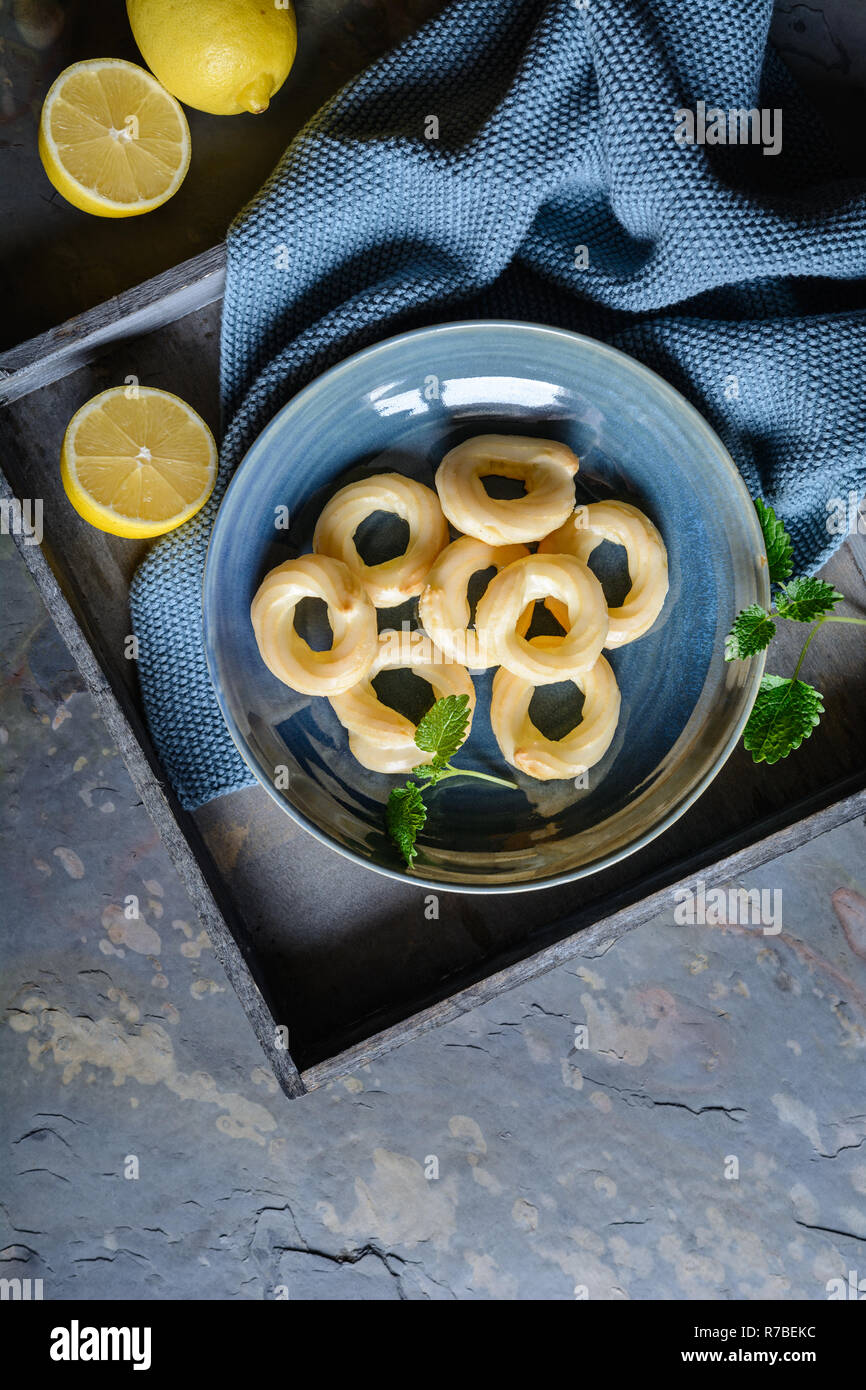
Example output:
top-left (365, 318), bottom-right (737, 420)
top-left (2, 247), bottom-right (865, 1100)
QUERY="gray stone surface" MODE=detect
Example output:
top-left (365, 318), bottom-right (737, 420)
top-left (2, 533), bottom-right (865, 1300)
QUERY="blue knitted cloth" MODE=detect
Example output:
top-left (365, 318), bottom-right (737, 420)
top-left (130, 0), bottom-right (866, 811)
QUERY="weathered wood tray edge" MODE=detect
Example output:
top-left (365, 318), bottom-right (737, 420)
top-left (3, 247), bottom-right (865, 1101)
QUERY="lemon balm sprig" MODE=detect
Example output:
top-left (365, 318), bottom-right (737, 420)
top-left (386, 694), bottom-right (518, 867)
top-left (725, 500), bottom-right (866, 764)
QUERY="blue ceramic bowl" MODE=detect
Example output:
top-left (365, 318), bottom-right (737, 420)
top-left (203, 321), bottom-right (768, 891)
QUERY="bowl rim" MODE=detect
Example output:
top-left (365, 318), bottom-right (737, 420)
top-left (203, 318), bottom-right (770, 894)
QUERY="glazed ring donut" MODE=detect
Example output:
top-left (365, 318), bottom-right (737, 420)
top-left (540, 500), bottom-right (668, 647)
top-left (434, 435), bottom-right (579, 545)
top-left (251, 554), bottom-right (378, 696)
top-left (313, 472), bottom-right (449, 607)
top-left (491, 637), bottom-right (621, 781)
top-left (474, 552), bottom-right (609, 683)
top-left (329, 630), bottom-right (476, 773)
top-left (418, 536), bottom-right (530, 669)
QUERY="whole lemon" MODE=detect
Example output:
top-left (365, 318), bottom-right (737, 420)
top-left (126, 0), bottom-right (297, 115)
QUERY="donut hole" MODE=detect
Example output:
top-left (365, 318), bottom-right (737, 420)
top-left (372, 668), bottom-right (436, 726)
top-left (528, 680), bottom-right (586, 741)
top-left (586, 539), bottom-right (630, 608)
top-left (526, 599), bottom-right (567, 639)
top-left (480, 475), bottom-right (528, 503)
top-left (293, 597), bottom-right (333, 651)
top-left (466, 565), bottom-right (498, 628)
top-left (353, 510), bottom-right (410, 566)
top-left (481, 473), bottom-right (527, 500)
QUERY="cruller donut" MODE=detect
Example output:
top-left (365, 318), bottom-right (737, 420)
top-left (329, 630), bottom-right (476, 774)
top-left (474, 552), bottom-right (609, 683)
top-left (313, 472), bottom-right (449, 607)
top-left (250, 553), bottom-right (378, 697)
top-left (418, 536), bottom-right (530, 669)
top-left (491, 637), bottom-right (621, 781)
top-left (434, 435), bottom-right (580, 545)
top-left (540, 500), bottom-right (668, 647)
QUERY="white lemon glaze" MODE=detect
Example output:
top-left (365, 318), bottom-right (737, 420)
top-left (329, 630), bottom-right (476, 773)
top-left (434, 434), bottom-right (579, 544)
top-left (474, 551), bottom-right (609, 684)
top-left (418, 535), bottom-right (530, 668)
top-left (540, 499), bottom-right (668, 647)
top-left (250, 553), bottom-right (377, 696)
top-left (313, 472), bottom-right (449, 607)
top-left (491, 636), bottom-right (621, 781)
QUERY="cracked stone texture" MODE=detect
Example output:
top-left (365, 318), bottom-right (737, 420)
top-left (2, 528), bottom-right (866, 1301)
top-left (3, 0), bottom-right (866, 1303)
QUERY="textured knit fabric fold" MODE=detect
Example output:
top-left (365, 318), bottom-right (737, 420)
top-left (130, 0), bottom-right (866, 811)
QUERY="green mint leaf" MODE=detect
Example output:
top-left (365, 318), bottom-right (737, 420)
top-left (414, 694), bottom-right (470, 763)
top-left (412, 763), bottom-right (448, 784)
top-left (742, 674), bottom-right (824, 764)
top-left (386, 782), bottom-right (427, 866)
top-left (755, 498), bottom-right (794, 583)
top-left (775, 576), bottom-right (844, 624)
top-left (725, 605), bottom-right (776, 661)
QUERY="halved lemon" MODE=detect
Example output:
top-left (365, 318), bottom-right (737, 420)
top-left (39, 58), bottom-right (191, 217)
top-left (61, 387), bottom-right (217, 538)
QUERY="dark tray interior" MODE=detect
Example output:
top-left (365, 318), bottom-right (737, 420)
top-left (2, 299), bottom-right (865, 1074)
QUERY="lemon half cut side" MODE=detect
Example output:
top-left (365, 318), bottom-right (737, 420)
top-left (61, 387), bottom-right (217, 539)
top-left (39, 58), bottom-right (191, 217)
